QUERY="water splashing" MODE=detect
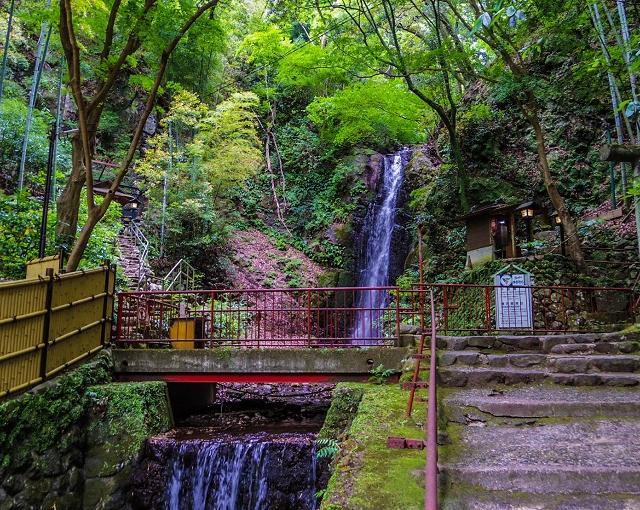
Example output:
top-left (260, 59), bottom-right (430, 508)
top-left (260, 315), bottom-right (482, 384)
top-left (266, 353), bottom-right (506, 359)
top-left (352, 148), bottom-right (409, 343)
top-left (165, 434), bottom-right (318, 510)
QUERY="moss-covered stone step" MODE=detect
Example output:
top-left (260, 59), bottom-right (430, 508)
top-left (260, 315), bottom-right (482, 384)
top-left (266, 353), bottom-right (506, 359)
top-left (433, 331), bottom-right (640, 354)
top-left (443, 386), bottom-right (640, 419)
top-left (439, 351), bottom-right (640, 374)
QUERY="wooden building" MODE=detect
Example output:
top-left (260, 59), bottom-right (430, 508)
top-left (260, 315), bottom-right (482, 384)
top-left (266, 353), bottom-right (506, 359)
top-left (464, 201), bottom-right (540, 267)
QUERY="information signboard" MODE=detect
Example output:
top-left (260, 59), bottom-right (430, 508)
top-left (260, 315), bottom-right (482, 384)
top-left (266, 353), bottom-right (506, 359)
top-left (494, 270), bottom-right (533, 329)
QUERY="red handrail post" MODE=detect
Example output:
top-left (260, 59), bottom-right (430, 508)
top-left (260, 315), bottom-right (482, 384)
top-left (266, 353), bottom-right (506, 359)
top-left (484, 286), bottom-right (492, 333)
top-left (116, 293), bottom-right (124, 342)
top-left (425, 288), bottom-right (438, 510)
top-left (306, 289), bottom-right (312, 347)
top-left (395, 287), bottom-right (401, 343)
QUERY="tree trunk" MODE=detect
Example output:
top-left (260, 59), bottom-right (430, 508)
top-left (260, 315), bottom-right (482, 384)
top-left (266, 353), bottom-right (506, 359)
top-left (0, 0), bottom-right (16, 102)
top-left (526, 101), bottom-right (586, 271)
top-left (600, 144), bottom-right (640, 163)
top-left (65, 209), bottom-right (100, 271)
top-left (55, 135), bottom-right (86, 249)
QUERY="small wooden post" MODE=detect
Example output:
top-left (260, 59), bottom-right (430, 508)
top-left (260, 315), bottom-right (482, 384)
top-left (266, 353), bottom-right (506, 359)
top-left (100, 261), bottom-right (110, 346)
top-left (39, 268), bottom-right (54, 381)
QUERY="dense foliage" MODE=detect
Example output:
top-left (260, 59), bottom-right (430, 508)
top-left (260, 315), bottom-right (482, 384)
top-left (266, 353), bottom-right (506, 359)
top-left (0, 0), bottom-right (638, 284)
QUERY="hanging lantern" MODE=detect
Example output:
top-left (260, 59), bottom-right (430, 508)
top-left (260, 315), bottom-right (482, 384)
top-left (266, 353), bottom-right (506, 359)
top-left (520, 207), bottom-right (534, 218)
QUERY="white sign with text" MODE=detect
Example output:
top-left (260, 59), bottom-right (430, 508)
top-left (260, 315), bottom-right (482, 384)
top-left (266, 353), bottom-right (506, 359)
top-left (494, 272), bottom-right (533, 329)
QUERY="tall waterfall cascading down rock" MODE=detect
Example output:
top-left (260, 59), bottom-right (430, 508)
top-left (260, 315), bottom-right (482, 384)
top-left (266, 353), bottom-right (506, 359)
top-left (353, 148), bottom-right (410, 342)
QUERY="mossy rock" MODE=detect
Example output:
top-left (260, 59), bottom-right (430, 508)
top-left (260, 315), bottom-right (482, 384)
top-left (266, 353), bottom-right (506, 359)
top-left (0, 351), bottom-right (113, 470)
top-left (321, 384), bottom-right (425, 510)
top-left (85, 381), bottom-right (172, 477)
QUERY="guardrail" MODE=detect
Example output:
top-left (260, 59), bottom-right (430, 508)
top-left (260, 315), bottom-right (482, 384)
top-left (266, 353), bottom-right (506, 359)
top-left (0, 264), bottom-right (115, 398)
top-left (115, 283), bottom-right (637, 348)
top-left (429, 283), bottom-right (636, 334)
top-left (162, 258), bottom-right (197, 291)
top-left (425, 288), bottom-right (438, 510)
top-left (116, 287), bottom-right (424, 348)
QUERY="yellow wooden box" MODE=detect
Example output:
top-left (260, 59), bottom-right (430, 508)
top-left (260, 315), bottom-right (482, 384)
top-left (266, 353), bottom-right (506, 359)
top-left (169, 318), bottom-right (196, 349)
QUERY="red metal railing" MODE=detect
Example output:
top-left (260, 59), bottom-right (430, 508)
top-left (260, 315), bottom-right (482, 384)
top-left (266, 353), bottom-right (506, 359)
top-left (115, 287), bottom-right (424, 348)
top-left (114, 284), bottom-right (637, 347)
top-left (428, 283), bottom-right (636, 334)
top-left (425, 288), bottom-right (438, 510)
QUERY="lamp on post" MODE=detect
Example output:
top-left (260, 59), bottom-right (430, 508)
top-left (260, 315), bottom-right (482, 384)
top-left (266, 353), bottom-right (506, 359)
top-left (520, 207), bottom-right (534, 242)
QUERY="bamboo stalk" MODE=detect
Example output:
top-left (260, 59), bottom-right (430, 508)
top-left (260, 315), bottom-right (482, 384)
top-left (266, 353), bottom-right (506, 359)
top-left (18, 18), bottom-right (52, 189)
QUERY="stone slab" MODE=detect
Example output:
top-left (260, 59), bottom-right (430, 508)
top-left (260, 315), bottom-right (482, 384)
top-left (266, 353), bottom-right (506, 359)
top-left (441, 420), bottom-right (640, 494)
top-left (112, 347), bottom-right (410, 375)
top-left (443, 385), bottom-right (640, 418)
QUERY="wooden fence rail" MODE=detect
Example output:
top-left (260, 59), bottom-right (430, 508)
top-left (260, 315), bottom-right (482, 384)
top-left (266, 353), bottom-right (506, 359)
top-left (0, 264), bottom-right (115, 398)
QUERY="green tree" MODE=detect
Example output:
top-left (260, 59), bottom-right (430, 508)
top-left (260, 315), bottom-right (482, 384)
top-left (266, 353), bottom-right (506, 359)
top-left (54, 0), bottom-right (223, 270)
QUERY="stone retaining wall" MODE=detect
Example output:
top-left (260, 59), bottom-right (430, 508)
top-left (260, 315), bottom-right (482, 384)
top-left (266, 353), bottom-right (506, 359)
top-left (0, 351), bottom-right (173, 510)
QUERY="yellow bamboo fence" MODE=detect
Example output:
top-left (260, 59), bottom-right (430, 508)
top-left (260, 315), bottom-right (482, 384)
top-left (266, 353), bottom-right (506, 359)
top-left (0, 264), bottom-right (115, 398)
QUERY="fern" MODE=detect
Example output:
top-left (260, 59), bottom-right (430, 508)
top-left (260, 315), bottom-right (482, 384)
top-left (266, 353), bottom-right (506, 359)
top-left (316, 438), bottom-right (340, 459)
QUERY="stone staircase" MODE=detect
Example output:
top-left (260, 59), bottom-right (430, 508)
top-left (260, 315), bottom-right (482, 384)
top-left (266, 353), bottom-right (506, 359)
top-left (429, 330), bottom-right (640, 509)
top-left (117, 224), bottom-right (155, 290)
top-left (435, 331), bottom-right (640, 387)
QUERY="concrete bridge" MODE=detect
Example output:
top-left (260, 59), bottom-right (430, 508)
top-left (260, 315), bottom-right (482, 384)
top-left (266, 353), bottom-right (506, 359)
top-left (112, 346), bottom-right (411, 383)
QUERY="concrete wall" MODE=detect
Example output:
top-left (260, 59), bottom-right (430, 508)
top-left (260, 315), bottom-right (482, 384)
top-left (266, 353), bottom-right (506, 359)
top-left (112, 347), bottom-right (411, 379)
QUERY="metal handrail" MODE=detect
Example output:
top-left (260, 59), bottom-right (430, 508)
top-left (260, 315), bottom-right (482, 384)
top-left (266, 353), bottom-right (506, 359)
top-left (162, 258), bottom-right (197, 291)
top-left (123, 222), bottom-right (150, 290)
top-left (425, 288), bottom-right (438, 510)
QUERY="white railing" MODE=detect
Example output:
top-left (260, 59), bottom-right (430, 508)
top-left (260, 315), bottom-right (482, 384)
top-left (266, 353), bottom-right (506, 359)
top-left (123, 221), bottom-right (150, 290)
top-left (162, 258), bottom-right (197, 291)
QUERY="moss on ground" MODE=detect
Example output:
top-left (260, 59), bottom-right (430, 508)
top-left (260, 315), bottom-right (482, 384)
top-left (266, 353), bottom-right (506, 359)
top-left (0, 351), bottom-right (113, 469)
top-left (321, 383), bottom-right (426, 510)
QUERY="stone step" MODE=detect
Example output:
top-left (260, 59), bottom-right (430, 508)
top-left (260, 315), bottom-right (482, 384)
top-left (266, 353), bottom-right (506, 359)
top-left (439, 351), bottom-right (640, 374)
top-left (550, 355), bottom-right (640, 373)
top-left (443, 386), bottom-right (640, 419)
top-left (438, 366), bottom-right (640, 387)
top-left (551, 372), bottom-right (640, 387)
top-left (442, 489), bottom-right (640, 509)
top-left (434, 332), bottom-right (640, 354)
top-left (440, 420), bottom-right (640, 497)
top-left (550, 341), bottom-right (640, 354)
top-left (439, 367), bottom-right (547, 387)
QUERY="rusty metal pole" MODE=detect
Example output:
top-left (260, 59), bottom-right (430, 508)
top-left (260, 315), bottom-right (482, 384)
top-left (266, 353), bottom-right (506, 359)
top-left (395, 287), bottom-right (401, 343)
top-left (484, 286), bottom-right (491, 333)
top-left (425, 288), bottom-right (438, 510)
top-left (116, 293), bottom-right (124, 342)
top-left (418, 226), bottom-right (424, 287)
top-left (39, 268), bottom-right (54, 381)
top-left (307, 289), bottom-right (312, 347)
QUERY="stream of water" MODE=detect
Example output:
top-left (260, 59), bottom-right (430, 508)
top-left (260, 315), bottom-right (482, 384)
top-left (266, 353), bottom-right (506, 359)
top-left (352, 148), bottom-right (409, 342)
top-left (137, 396), bottom-right (328, 510)
top-left (164, 432), bottom-right (318, 510)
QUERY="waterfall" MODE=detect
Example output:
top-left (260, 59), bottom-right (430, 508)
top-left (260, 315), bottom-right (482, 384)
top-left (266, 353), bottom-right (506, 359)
top-left (353, 148), bottom-right (409, 343)
top-left (164, 434), bottom-right (318, 510)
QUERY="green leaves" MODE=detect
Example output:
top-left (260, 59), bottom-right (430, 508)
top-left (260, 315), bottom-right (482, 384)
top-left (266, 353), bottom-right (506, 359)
top-left (307, 80), bottom-right (431, 149)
